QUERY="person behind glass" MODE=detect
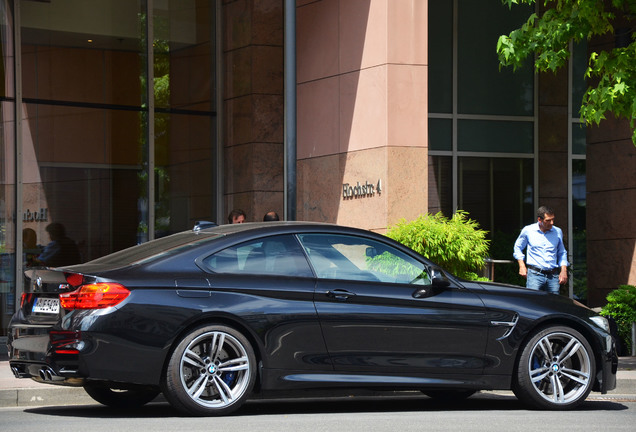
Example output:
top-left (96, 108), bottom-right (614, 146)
top-left (513, 206), bottom-right (569, 294)
top-left (36, 222), bottom-right (81, 268)
top-left (227, 209), bottom-right (246, 224)
top-left (22, 228), bottom-right (41, 267)
top-left (263, 211), bottom-right (279, 222)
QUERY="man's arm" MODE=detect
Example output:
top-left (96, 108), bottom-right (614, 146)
top-left (556, 227), bottom-right (569, 285)
top-left (513, 228), bottom-right (528, 278)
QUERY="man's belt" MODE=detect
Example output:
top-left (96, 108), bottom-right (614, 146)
top-left (527, 264), bottom-right (560, 275)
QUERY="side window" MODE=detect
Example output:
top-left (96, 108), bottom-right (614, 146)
top-left (297, 234), bottom-right (430, 284)
top-left (201, 235), bottom-right (313, 277)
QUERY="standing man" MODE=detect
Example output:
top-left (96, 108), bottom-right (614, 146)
top-left (513, 206), bottom-right (569, 294)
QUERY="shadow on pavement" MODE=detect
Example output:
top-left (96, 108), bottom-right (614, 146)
top-left (23, 393), bottom-right (629, 419)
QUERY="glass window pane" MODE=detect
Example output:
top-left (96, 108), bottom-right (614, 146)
top-left (428, 156), bottom-right (452, 217)
top-left (572, 123), bottom-right (586, 155)
top-left (1, 4), bottom-right (16, 341)
top-left (572, 160), bottom-right (586, 302)
top-left (459, 157), bottom-right (533, 236)
top-left (458, 120), bottom-right (533, 153)
top-left (429, 118), bottom-right (452, 151)
top-left (0, 3), bottom-right (13, 99)
top-left (22, 104), bottom-right (145, 261)
top-left (20, 0), bottom-right (148, 262)
top-left (298, 234), bottom-right (428, 284)
top-left (153, 1), bottom-right (216, 112)
top-left (153, 1), bottom-right (218, 233)
top-left (204, 235), bottom-right (313, 277)
top-left (1, 101), bottom-right (16, 334)
top-left (572, 41), bottom-right (588, 113)
top-left (156, 112), bottom-right (216, 234)
top-left (21, 0), bottom-right (145, 105)
top-left (428, 0), bottom-right (453, 114)
top-left (457, 0), bottom-right (534, 115)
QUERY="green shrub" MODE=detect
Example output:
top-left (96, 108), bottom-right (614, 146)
top-left (386, 211), bottom-right (490, 281)
top-left (600, 285), bottom-right (636, 353)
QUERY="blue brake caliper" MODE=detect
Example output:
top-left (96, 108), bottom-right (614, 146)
top-left (222, 372), bottom-right (236, 386)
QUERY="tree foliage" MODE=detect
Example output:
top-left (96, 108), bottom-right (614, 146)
top-left (497, 0), bottom-right (636, 145)
top-left (386, 211), bottom-right (490, 281)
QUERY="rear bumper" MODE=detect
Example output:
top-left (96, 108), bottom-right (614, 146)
top-left (8, 320), bottom-right (85, 386)
top-left (8, 360), bottom-right (85, 387)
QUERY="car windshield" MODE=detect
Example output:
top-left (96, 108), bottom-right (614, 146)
top-left (88, 231), bottom-right (223, 266)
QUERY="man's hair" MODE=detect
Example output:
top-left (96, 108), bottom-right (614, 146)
top-left (45, 222), bottom-right (66, 240)
top-left (263, 211), bottom-right (280, 222)
top-left (537, 206), bottom-right (555, 220)
top-left (227, 209), bottom-right (246, 224)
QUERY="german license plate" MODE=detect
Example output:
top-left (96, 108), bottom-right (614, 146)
top-left (32, 297), bottom-right (60, 314)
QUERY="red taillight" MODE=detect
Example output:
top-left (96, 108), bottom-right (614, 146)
top-left (60, 283), bottom-right (130, 310)
top-left (20, 293), bottom-right (33, 308)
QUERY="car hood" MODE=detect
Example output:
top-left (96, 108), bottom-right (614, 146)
top-left (462, 279), bottom-right (597, 319)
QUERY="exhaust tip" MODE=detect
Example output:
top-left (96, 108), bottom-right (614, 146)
top-left (38, 366), bottom-right (58, 381)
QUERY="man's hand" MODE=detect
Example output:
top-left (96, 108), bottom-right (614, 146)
top-left (517, 260), bottom-right (527, 278)
top-left (559, 266), bottom-right (568, 285)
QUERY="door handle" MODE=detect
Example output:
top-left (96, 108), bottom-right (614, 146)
top-left (326, 289), bottom-right (356, 301)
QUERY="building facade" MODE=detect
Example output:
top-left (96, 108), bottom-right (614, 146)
top-left (0, 0), bottom-right (634, 344)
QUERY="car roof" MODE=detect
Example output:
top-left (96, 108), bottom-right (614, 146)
top-left (195, 221), bottom-right (388, 243)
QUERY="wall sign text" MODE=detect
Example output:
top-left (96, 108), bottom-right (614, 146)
top-left (23, 208), bottom-right (49, 223)
top-left (343, 180), bottom-right (382, 199)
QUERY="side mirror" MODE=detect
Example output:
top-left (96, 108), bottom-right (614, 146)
top-left (430, 266), bottom-right (451, 288)
top-left (412, 266), bottom-right (450, 298)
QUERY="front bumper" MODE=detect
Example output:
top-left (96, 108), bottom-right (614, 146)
top-left (593, 332), bottom-right (618, 394)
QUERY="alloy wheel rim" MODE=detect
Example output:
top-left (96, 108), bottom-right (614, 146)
top-left (528, 331), bottom-right (592, 404)
top-left (179, 331), bottom-right (251, 408)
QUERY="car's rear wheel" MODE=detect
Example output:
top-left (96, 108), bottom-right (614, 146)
top-left (162, 324), bottom-right (256, 416)
top-left (83, 382), bottom-right (160, 409)
top-left (513, 325), bottom-right (595, 409)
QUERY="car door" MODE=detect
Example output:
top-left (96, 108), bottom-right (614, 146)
top-left (199, 234), bottom-right (332, 372)
top-left (297, 233), bottom-right (489, 376)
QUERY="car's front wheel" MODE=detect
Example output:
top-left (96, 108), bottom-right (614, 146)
top-left (513, 325), bottom-right (595, 409)
top-left (162, 324), bottom-right (256, 416)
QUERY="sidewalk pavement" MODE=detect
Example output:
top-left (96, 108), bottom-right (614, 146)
top-left (1, 352), bottom-right (635, 408)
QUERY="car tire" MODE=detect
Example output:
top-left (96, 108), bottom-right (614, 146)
top-left (162, 324), bottom-right (256, 416)
top-left (83, 382), bottom-right (160, 409)
top-left (513, 325), bottom-right (595, 410)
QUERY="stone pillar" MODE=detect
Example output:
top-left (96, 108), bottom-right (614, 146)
top-left (296, 0), bottom-right (428, 232)
top-left (587, 117), bottom-right (636, 306)
top-left (585, 12), bottom-right (636, 306)
top-left (223, 0), bottom-right (285, 223)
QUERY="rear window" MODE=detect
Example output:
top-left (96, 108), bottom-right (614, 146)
top-left (88, 232), bottom-right (223, 266)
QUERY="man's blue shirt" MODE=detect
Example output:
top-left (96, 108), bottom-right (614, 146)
top-left (513, 223), bottom-right (569, 270)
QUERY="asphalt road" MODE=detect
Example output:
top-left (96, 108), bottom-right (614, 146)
top-left (1, 393), bottom-right (635, 432)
